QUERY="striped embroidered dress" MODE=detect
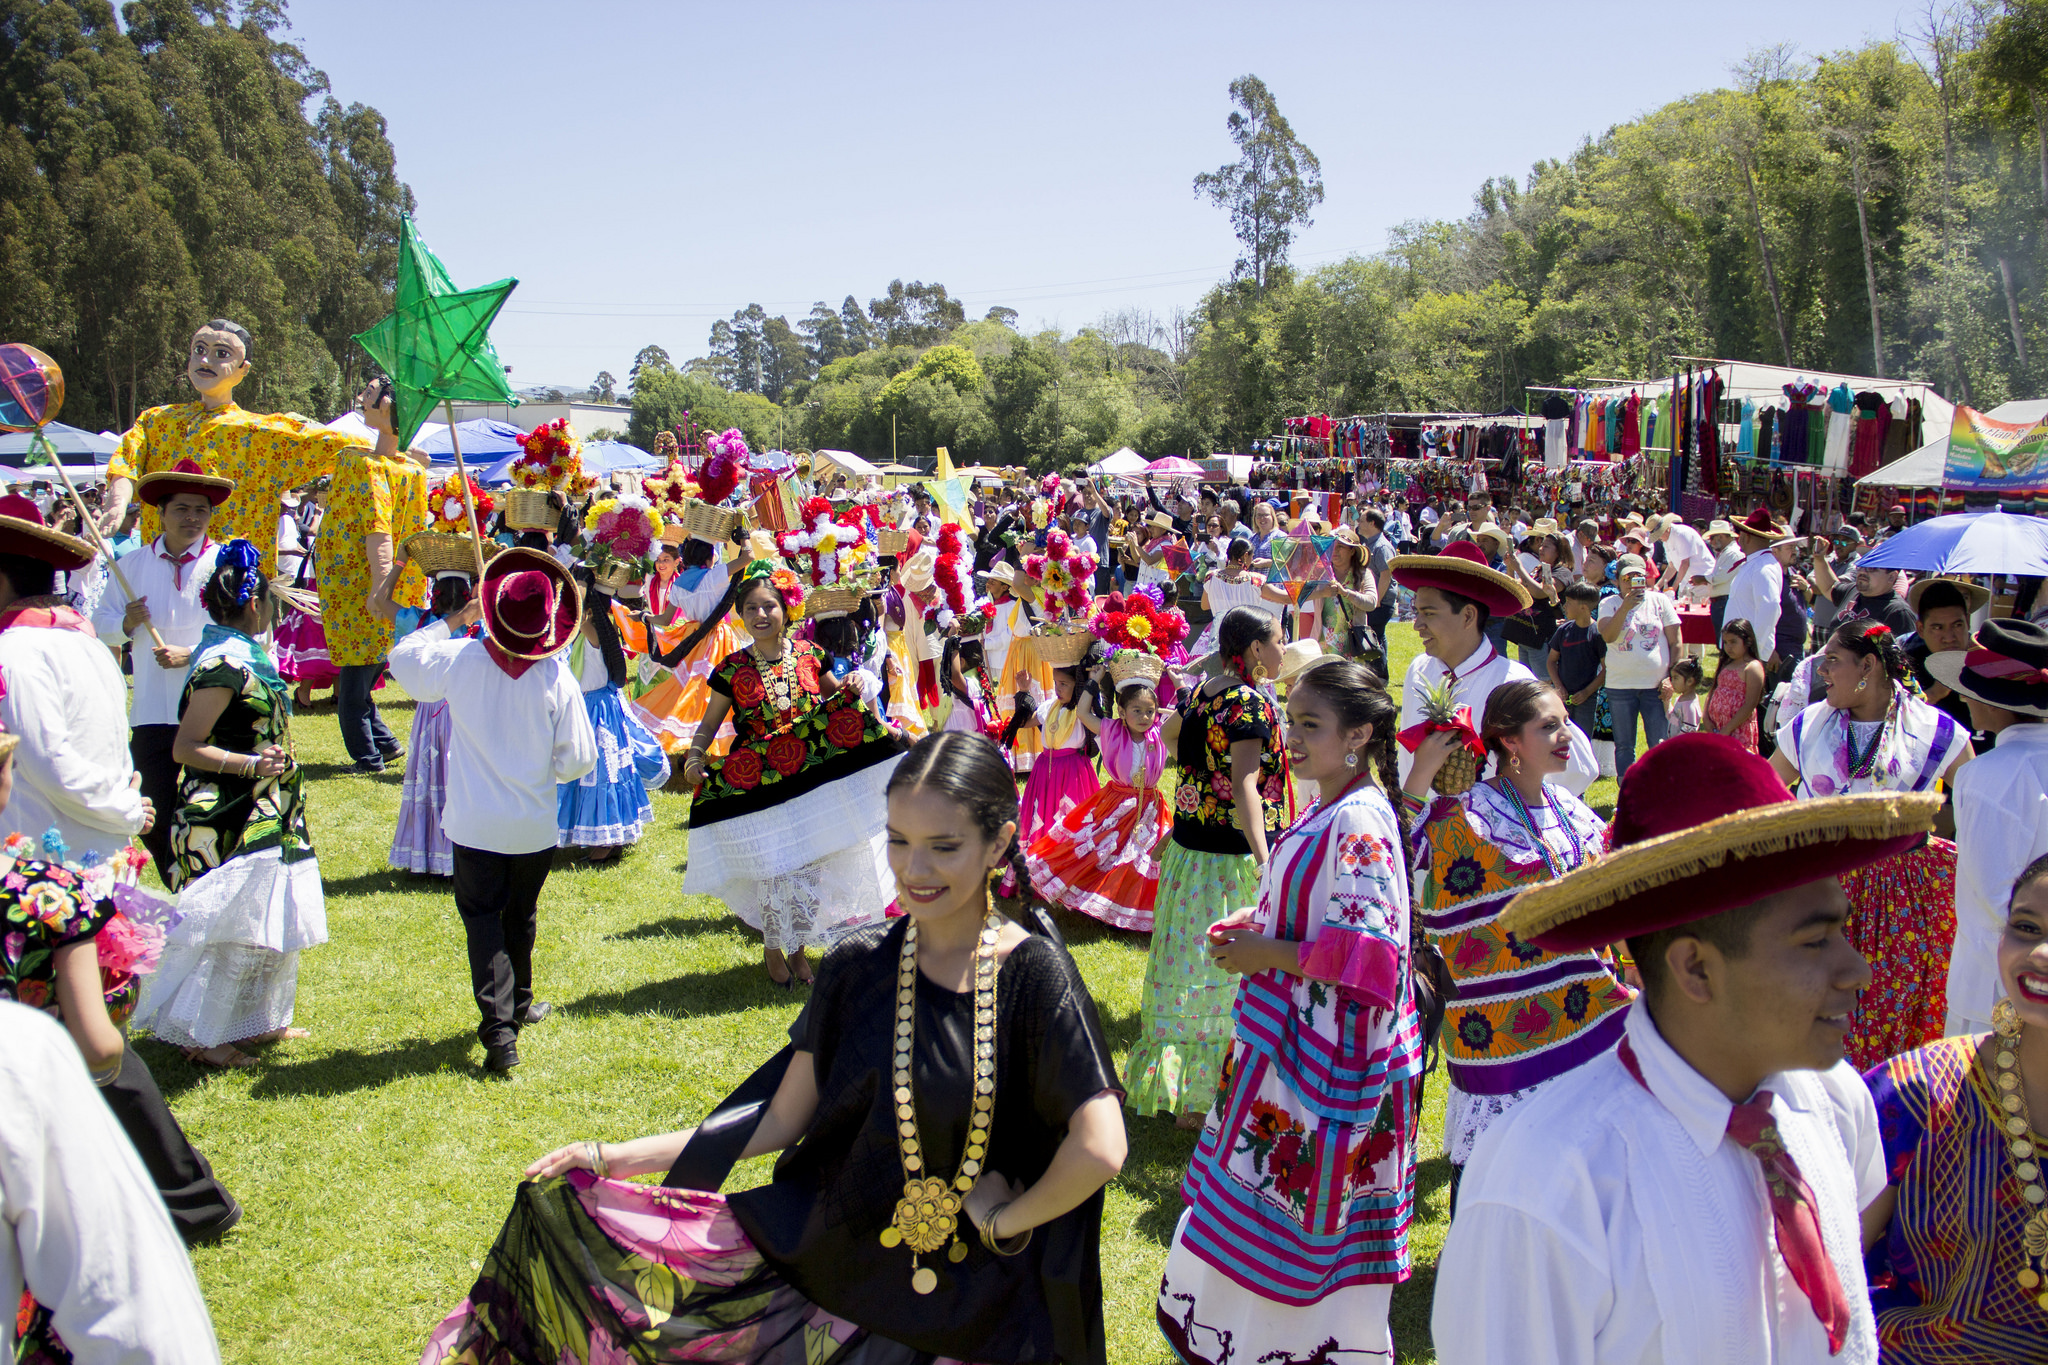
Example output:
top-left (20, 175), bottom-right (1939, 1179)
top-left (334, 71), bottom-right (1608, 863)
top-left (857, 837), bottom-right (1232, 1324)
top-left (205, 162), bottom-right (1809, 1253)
top-left (1158, 782), bottom-right (1421, 1365)
top-left (1418, 779), bottom-right (1632, 1164)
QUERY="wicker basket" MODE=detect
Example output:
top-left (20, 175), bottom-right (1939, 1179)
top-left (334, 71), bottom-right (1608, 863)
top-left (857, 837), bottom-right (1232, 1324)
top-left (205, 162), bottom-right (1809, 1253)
top-left (876, 528), bottom-right (912, 555)
top-left (591, 558), bottom-right (639, 596)
top-left (659, 522), bottom-right (689, 545)
top-left (1028, 631), bottom-right (1095, 667)
top-left (404, 530), bottom-right (490, 576)
top-left (503, 487), bottom-right (557, 532)
top-left (1108, 650), bottom-right (1165, 689)
top-left (807, 583), bottom-right (866, 620)
top-left (682, 498), bottom-right (748, 544)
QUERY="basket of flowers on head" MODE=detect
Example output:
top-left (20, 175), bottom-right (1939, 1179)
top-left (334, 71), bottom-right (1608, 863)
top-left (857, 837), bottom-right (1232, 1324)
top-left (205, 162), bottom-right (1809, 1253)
top-left (1022, 528), bottom-right (1099, 621)
top-left (579, 492), bottom-right (662, 597)
top-left (507, 419), bottom-right (582, 529)
top-left (429, 469), bottom-right (494, 535)
top-left (642, 460), bottom-right (701, 544)
top-left (680, 428), bottom-right (752, 543)
top-left (1090, 588), bottom-right (1190, 660)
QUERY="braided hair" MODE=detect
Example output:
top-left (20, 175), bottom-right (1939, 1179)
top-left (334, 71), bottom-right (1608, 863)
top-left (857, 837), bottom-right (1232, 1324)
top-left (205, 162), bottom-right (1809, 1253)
top-left (429, 574), bottom-right (475, 621)
top-left (1829, 617), bottom-right (1911, 684)
top-left (570, 565), bottom-right (629, 688)
top-left (1290, 658), bottom-right (1409, 845)
top-left (1216, 605), bottom-right (1280, 685)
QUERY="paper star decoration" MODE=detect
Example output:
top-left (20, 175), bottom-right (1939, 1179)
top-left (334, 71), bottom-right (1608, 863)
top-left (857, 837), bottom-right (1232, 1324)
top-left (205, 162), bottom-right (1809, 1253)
top-left (352, 214), bottom-right (520, 448)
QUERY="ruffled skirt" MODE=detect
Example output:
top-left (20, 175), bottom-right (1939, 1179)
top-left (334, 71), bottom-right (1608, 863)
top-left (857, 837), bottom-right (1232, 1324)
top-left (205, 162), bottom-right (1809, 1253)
top-left (273, 601), bottom-right (338, 689)
top-left (1025, 780), bottom-right (1167, 933)
top-left (132, 848), bottom-right (327, 1048)
top-left (631, 616), bottom-right (745, 758)
top-left (1122, 841), bottom-right (1255, 1116)
top-left (682, 754), bottom-right (901, 953)
top-left (1017, 747), bottom-right (1099, 846)
top-left (421, 1172), bottom-right (963, 1365)
top-left (1841, 837), bottom-right (1956, 1073)
top-left (390, 699), bottom-right (454, 875)
top-left (559, 685), bottom-right (671, 847)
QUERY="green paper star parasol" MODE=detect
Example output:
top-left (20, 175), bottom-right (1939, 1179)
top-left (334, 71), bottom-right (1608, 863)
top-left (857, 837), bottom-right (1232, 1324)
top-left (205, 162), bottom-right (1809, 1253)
top-left (353, 214), bottom-right (520, 448)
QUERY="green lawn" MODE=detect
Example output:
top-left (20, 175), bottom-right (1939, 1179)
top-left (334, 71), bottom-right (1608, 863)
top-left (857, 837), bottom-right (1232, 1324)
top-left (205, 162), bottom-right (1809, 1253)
top-left (160, 622), bottom-right (1614, 1364)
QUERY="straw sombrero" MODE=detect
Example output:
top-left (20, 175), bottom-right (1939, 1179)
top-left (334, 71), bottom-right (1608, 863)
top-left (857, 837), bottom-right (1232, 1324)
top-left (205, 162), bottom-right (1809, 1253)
top-left (1499, 733), bottom-right (1938, 953)
top-left (1389, 540), bottom-right (1530, 617)
top-left (1925, 620), bottom-right (2048, 719)
top-left (0, 493), bottom-right (93, 571)
top-left (479, 546), bottom-right (580, 662)
top-left (1906, 575), bottom-right (1991, 617)
top-left (137, 457), bottom-right (234, 508)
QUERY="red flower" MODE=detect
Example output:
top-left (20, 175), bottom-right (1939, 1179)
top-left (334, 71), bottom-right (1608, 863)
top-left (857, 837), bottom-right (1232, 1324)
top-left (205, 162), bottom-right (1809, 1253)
top-left (826, 706), bottom-right (867, 749)
top-left (730, 666), bottom-right (767, 709)
top-left (1272, 1135), bottom-right (1315, 1197)
top-left (1509, 1000), bottom-right (1554, 1039)
top-left (764, 733), bottom-right (808, 777)
top-left (720, 747), bottom-right (764, 790)
top-left (795, 655), bottom-right (821, 695)
top-left (1352, 1128), bottom-right (1398, 1182)
top-left (16, 979), bottom-right (48, 1008)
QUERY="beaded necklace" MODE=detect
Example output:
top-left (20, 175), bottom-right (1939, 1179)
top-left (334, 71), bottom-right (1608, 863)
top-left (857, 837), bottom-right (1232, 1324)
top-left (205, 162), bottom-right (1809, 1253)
top-left (1990, 1001), bottom-right (2048, 1309)
top-left (1838, 691), bottom-right (1897, 784)
top-left (1495, 775), bottom-right (1584, 880)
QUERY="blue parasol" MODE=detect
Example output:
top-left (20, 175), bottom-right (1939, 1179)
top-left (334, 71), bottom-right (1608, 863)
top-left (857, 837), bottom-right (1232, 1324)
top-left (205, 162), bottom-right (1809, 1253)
top-left (1857, 509), bottom-right (2048, 576)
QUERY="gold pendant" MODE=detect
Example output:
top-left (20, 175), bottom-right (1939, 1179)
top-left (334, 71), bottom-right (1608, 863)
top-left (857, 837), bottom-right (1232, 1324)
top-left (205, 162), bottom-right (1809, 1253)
top-left (911, 1265), bottom-right (938, 1295)
top-left (947, 1241), bottom-right (968, 1263)
top-left (878, 1226), bottom-right (901, 1248)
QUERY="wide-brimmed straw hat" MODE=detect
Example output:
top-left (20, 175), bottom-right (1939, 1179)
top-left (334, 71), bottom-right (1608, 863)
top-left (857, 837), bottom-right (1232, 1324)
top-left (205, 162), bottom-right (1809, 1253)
top-left (1143, 511), bottom-right (1177, 535)
top-left (1499, 733), bottom-right (1938, 953)
top-left (1389, 540), bottom-right (1531, 617)
top-left (479, 546), bottom-right (580, 661)
top-left (1906, 575), bottom-right (1991, 617)
top-left (1733, 507), bottom-right (1792, 544)
top-left (0, 493), bottom-right (92, 571)
top-left (1472, 522), bottom-right (1514, 555)
top-left (1273, 637), bottom-right (1324, 686)
top-left (1705, 519), bottom-right (1737, 541)
top-left (137, 457), bottom-right (234, 508)
top-left (1925, 620), bottom-right (2048, 719)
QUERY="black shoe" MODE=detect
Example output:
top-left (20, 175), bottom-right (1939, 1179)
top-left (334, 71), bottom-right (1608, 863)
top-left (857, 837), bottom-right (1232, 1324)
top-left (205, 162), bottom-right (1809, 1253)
top-left (519, 1000), bottom-right (553, 1027)
top-left (185, 1192), bottom-right (243, 1246)
top-left (483, 1042), bottom-right (521, 1073)
top-left (379, 745), bottom-right (405, 765)
top-left (350, 758), bottom-right (386, 776)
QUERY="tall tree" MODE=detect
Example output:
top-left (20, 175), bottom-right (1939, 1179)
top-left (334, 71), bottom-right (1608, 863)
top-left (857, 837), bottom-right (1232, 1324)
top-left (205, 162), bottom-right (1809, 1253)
top-left (628, 344), bottom-right (674, 391)
top-left (759, 315), bottom-right (810, 401)
top-left (1193, 75), bottom-right (1325, 296)
top-left (839, 294), bottom-right (879, 353)
top-left (798, 301), bottom-right (848, 368)
top-left (589, 370), bottom-right (616, 402)
top-left (868, 280), bottom-right (965, 348)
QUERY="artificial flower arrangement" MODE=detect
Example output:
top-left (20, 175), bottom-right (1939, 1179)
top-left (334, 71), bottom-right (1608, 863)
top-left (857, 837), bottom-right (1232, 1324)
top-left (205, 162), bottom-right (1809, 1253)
top-left (642, 461), bottom-right (702, 525)
top-left (1090, 587), bottom-right (1189, 657)
top-left (1022, 527), bottom-right (1098, 618)
top-left (698, 428), bottom-right (750, 506)
top-left (931, 522), bottom-right (973, 627)
top-left (3, 830), bottom-right (163, 1024)
top-left (511, 418), bottom-right (583, 490)
top-left (769, 566), bottom-right (807, 622)
top-left (580, 493), bottom-right (664, 578)
top-left (430, 471), bottom-right (494, 533)
top-left (776, 496), bottom-right (874, 586)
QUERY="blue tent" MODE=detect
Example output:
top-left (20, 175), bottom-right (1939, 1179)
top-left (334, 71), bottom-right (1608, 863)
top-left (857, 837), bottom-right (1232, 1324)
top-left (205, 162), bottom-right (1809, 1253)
top-left (417, 418), bottom-right (526, 463)
top-left (0, 422), bottom-right (117, 467)
top-left (474, 438), bottom-right (659, 485)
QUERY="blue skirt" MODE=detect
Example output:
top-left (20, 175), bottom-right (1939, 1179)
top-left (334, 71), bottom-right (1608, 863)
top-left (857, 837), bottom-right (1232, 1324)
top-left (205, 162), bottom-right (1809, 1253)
top-left (557, 684), bottom-right (670, 847)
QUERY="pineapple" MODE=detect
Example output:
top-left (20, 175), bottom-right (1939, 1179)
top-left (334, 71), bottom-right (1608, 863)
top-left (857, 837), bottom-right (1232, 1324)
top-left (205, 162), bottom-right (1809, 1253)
top-left (1420, 674), bottom-right (1479, 795)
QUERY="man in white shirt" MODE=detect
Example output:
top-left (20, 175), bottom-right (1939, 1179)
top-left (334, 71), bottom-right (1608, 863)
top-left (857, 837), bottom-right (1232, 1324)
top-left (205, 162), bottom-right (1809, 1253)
top-left (0, 496), bottom-right (151, 855)
top-left (1390, 541), bottom-right (1596, 795)
top-left (1437, 733), bottom-right (1940, 1365)
top-left (90, 460), bottom-right (230, 882)
top-left (1597, 554), bottom-right (1683, 777)
top-left (1704, 519), bottom-right (1739, 631)
top-left (1, 1004), bottom-right (220, 1364)
top-left (1927, 622), bottom-right (2048, 1035)
top-left (1649, 512), bottom-right (1713, 602)
top-left (1724, 507), bottom-right (1789, 671)
top-left (387, 548), bottom-right (596, 1074)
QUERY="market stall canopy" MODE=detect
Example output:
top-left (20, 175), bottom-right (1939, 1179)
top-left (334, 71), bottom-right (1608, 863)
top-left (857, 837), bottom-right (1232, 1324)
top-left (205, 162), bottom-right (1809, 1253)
top-left (816, 449), bottom-right (885, 479)
top-left (324, 408), bottom-right (447, 451)
top-left (417, 418), bottom-right (525, 462)
top-left (1858, 398), bottom-right (2048, 490)
top-left (577, 439), bottom-right (659, 475)
top-left (1858, 509), bottom-right (2048, 576)
top-left (0, 462), bottom-right (108, 484)
top-left (952, 465), bottom-right (1013, 483)
top-left (1090, 447), bottom-right (1147, 475)
top-left (0, 421), bottom-right (114, 466)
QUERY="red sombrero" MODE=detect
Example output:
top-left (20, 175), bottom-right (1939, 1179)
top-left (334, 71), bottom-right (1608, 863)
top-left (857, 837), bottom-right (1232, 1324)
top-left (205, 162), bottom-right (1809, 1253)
top-left (1388, 539), bottom-right (1530, 616)
top-left (480, 546), bottom-right (581, 661)
top-left (0, 492), bottom-right (93, 571)
top-left (1733, 506), bottom-right (1791, 544)
top-left (136, 457), bottom-right (234, 508)
top-left (1499, 733), bottom-right (1936, 952)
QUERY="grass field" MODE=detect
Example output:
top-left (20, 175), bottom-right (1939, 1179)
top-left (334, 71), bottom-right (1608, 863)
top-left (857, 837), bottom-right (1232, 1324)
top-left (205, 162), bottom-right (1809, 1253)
top-left (156, 622), bottom-right (1616, 1364)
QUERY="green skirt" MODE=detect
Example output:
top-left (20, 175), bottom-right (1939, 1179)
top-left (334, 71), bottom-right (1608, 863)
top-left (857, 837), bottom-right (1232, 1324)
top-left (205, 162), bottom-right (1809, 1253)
top-left (1122, 840), bottom-right (1257, 1117)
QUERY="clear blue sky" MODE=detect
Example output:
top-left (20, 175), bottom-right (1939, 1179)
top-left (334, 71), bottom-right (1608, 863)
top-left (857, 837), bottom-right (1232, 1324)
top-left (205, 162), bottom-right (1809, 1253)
top-left (287, 0), bottom-right (1912, 391)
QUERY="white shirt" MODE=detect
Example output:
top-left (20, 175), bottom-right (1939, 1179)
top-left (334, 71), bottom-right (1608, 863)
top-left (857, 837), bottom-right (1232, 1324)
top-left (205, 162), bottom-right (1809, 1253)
top-left (1709, 542), bottom-right (1741, 597)
top-left (1397, 641), bottom-right (1597, 796)
top-left (1724, 553), bottom-right (1784, 660)
top-left (1948, 722), bottom-right (2048, 1033)
top-left (1597, 592), bottom-right (1681, 690)
top-left (0, 622), bottom-right (148, 852)
top-left (90, 537), bottom-right (221, 728)
top-left (1663, 523), bottom-right (1713, 586)
top-left (1435, 1000), bottom-right (1883, 1365)
top-left (386, 619), bottom-right (597, 855)
top-left (0, 1003), bottom-right (220, 1363)
top-left (275, 513), bottom-right (306, 584)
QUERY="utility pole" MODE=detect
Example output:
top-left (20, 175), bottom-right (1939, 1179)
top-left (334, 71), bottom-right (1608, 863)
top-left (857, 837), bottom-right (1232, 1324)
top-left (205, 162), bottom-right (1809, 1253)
top-left (892, 413), bottom-right (898, 466)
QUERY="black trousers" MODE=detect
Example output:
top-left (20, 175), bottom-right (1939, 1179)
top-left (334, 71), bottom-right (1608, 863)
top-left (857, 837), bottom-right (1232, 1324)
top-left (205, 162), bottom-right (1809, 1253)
top-left (451, 844), bottom-right (555, 1049)
top-left (130, 724), bottom-right (180, 885)
top-left (100, 1047), bottom-right (237, 1245)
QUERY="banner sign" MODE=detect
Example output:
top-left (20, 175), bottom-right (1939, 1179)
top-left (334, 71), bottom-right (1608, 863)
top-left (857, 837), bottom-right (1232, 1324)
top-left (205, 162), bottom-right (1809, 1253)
top-left (1945, 406), bottom-right (2048, 493)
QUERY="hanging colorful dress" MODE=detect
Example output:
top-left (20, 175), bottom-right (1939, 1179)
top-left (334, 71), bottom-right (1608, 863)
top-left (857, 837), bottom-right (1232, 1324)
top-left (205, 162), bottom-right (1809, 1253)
top-left (134, 624), bottom-right (327, 1049)
top-left (1125, 680), bottom-right (1286, 1117)
top-left (682, 640), bottom-right (903, 954)
top-left (1158, 780), bottom-right (1422, 1365)
top-left (1778, 693), bottom-right (1967, 1071)
top-left (1417, 778), bottom-right (1632, 1166)
top-left (557, 632), bottom-right (671, 849)
top-left (1026, 714), bottom-right (1166, 933)
top-left (1864, 1034), bottom-right (2048, 1362)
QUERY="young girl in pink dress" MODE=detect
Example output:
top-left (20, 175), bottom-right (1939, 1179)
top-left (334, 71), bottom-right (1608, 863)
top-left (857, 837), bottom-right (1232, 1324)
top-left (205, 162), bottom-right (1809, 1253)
top-left (1013, 663), bottom-right (1101, 847)
top-left (1707, 617), bottom-right (1767, 753)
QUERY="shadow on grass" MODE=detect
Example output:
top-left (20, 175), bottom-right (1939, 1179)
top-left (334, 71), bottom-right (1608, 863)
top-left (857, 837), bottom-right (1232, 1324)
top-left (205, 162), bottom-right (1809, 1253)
top-left (1119, 1110), bottom-right (1203, 1244)
top-left (560, 960), bottom-right (797, 1020)
top-left (139, 1031), bottom-right (482, 1101)
top-left (605, 915), bottom-right (742, 944)
top-left (298, 761), bottom-right (402, 783)
top-left (317, 866), bottom-right (423, 899)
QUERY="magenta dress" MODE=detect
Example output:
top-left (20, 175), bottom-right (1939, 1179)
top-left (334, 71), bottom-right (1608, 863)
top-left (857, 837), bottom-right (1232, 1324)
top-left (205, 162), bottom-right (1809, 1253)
top-left (1016, 700), bottom-right (1099, 846)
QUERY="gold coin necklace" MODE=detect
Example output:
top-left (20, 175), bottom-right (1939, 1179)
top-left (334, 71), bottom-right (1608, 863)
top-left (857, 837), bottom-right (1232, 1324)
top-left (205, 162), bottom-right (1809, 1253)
top-left (1990, 1001), bottom-right (2048, 1308)
top-left (877, 910), bottom-right (998, 1295)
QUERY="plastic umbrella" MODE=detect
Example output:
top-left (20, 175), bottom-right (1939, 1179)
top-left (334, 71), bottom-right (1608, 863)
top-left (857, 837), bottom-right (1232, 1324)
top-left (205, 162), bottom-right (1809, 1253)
top-left (1857, 509), bottom-right (2048, 576)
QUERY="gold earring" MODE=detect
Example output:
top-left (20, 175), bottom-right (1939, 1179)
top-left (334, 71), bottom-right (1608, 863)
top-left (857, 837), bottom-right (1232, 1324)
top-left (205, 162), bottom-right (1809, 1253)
top-left (1994, 997), bottom-right (2023, 1039)
top-left (1509, 753), bottom-right (1522, 775)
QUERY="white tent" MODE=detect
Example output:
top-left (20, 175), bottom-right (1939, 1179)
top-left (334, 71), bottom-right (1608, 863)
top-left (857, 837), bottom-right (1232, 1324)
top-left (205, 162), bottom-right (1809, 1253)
top-left (813, 448), bottom-right (883, 479)
top-left (1089, 447), bottom-right (1147, 476)
top-left (1858, 398), bottom-right (2048, 490)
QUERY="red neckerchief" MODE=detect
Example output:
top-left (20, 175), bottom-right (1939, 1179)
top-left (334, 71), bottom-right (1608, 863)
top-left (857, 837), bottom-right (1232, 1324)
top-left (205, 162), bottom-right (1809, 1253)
top-left (155, 536), bottom-right (212, 591)
top-left (483, 638), bottom-right (542, 680)
top-left (0, 596), bottom-right (96, 638)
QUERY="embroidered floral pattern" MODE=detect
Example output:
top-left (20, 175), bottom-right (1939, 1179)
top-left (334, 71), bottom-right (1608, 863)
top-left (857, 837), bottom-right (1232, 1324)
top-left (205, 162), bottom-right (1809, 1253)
top-left (1170, 684), bottom-right (1285, 842)
top-left (702, 641), bottom-right (891, 800)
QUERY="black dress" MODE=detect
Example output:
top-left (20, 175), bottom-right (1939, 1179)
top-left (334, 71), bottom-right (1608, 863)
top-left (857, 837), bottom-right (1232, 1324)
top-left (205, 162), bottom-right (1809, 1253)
top-left (735, 920), bottom-right (1122, 1365)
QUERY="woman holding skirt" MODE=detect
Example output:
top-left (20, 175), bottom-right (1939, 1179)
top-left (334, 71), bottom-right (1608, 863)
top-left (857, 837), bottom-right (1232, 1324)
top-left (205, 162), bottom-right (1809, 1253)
top-left (1159, 658), bottom-right (1422, 1365)
top-left (680, 561), bottom-right (905, 986)
top-left (1126, 606), bottom-right (1287, 1128)
top-left (423, 732), bottom-right (1126, 1365)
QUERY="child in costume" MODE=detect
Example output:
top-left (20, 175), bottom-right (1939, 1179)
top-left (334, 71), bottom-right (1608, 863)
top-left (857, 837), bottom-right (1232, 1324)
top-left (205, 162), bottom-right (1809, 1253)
top-left (380, 530), bottom-right (491, 876)
top-left (1013, 661), bottom-right (1100, 848)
